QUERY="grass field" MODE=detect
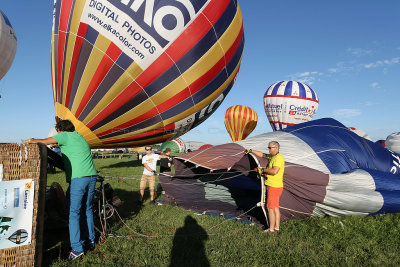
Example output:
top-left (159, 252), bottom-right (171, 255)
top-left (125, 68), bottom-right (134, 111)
top-left (43, 157), bottom-right (400, 266)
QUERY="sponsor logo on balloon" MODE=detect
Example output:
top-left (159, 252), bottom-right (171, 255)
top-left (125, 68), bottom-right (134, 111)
top-left (391, 152), bottom-right (400, 174)
top-left (288, 105), bottom-right (317, 116)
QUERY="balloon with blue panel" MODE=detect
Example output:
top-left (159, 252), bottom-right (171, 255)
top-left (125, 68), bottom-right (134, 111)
top-left (51, 0), bottom-right (244, 148)
top-left (159, 118), bottom-right (400, 224)
top-left (264, 80), bottom-right (319, 131)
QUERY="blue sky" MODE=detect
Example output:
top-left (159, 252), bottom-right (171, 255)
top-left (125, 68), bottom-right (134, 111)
top-left (0, 1), bottom-right (399, 145)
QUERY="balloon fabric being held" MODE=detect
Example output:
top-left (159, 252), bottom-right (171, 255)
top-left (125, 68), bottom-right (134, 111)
top-left (51, 0), bottom-right (244, 148)
top-left (224, 105), bottom-right (258, 142)
top-left (264, 81), bottom-right (319, 131)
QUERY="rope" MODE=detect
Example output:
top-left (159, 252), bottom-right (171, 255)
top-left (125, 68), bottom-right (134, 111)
top-left (106, 204), bottom-right (259, 239)
top-left (279, 206), bottom-right (314, 216)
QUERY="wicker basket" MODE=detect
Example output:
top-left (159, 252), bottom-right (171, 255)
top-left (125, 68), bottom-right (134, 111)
top-left (0, 143), bottom-right (47, 267)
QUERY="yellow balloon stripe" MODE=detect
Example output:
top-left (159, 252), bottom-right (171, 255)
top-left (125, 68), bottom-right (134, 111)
top-left (82, 61), bottom-right (143, 124)
top-left (55, 102), bottom-right (102, 146)
top-left (90, 7), bottom-right (243, 137)
top-left (225, 105), bottom-right (258, 142)
top-left (70, 35), bottom-right (111, 114)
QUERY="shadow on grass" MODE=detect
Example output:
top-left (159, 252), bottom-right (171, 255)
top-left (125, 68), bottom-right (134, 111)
top-left (102, 159), bottom-right (143, 168)
top-left (41, 187), bottom-right (146, 266)
top-left (169, 216), bottom-right (210, 267)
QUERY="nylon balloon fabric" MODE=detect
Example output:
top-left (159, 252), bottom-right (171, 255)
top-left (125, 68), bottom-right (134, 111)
top-left (159, 118), bottom-right (400, 223)
top-left (51, 0), bottom-right (244, 148)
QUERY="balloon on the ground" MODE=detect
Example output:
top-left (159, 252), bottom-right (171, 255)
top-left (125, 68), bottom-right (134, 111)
top-left (348, 127), bottom-right (372, 141)
top-left (386, 132), bottom-right (400, 154)
top-left (224, 105), bottom-right (258, 142)
top-left (199, 144), bottom-right (213, 150)
top-left (0, 10), bottom-right (17, 80)
top-left (159, 118), bottom-right (400, 225)
top-left (264, 81), bottom-right (319, 131)
top-left (161, 138), bottom-right (186, 153)
top-left (51, 0), bottom-right (244, 148)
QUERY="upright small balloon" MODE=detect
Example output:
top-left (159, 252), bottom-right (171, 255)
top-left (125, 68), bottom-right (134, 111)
top-left (224, 105), bottom-right (258, 142)
top-left (264, 81), bottom-right (319, 131)
top-left (0, 10), bottom-right (17, 80)
top-left (51, 0), bottom-right (244, 148)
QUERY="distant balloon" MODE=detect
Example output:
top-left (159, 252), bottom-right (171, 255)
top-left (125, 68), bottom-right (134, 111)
top-left (0, 10), bottom-right (17, 80)
top-left (161, 138), bottom-right (186, 154)
top-left (224, 105), bottom-right (258, 142)
top-left (386, 132), bottom-right (400, 154)
top-left (348, 127), bottom-right (372, 141)
top-left (264, 81), bottom-right (319, 131)
top-left (51, 0), bottom-right (244, 148)
top-left (199, 144), bottom-right (214, 150)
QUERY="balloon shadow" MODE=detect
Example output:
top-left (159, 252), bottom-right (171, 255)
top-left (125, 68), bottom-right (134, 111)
top-left (169, 216), bottom-right (210, 267)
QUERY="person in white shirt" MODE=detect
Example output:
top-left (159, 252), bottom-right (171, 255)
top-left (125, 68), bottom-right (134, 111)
top-left (139, 145), bottom-right (168, 205)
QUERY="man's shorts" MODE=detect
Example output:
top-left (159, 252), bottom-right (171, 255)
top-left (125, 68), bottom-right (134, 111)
top-left (140, 175), bottom-right (155, 191)
top-left (266, 186), bottom-right (283, 209)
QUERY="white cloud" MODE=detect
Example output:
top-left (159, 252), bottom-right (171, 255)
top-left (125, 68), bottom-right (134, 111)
top-left (370, 82), bottom-right (380, 88)
top-left (333, 109), bottom-right (362, 117)
top-left (347, 48), bottom-right (373, 57)
top-left (365, 101), bottom-right (379, 106)
top-left (364, 57), bottom-right (400, 68)
top-left (288, 71), bottom-right (321, 85)
top-left (328, 61), bottom-right (355, 74)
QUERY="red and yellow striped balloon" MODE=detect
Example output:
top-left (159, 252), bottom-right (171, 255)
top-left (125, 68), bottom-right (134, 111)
top-left (224, 105), bottom-right (258, 142)
top-left (51, 0), bottom-right (244, 148)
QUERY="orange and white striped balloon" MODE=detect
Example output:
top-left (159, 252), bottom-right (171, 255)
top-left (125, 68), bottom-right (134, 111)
top-left (224, 105), bottom-right (258, 142)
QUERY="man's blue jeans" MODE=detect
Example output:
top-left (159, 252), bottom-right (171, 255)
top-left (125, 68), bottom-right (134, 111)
top-left (66, 176), bottom-right (97, 252)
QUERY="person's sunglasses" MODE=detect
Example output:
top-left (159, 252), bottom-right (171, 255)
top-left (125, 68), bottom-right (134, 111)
top-left (145, 148), bottom-right (152, 151)
top-left (268, 146), bottom-right (276, 149)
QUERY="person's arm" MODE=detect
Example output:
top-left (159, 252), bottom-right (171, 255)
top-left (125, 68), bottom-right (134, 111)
top-left (24, 137), bottom-right (58, 145)
top-left (263, 166), bottom-right (280, 175)
top-left (143, 163), bottom-right (154, 172)
top-left (248, 150), bottom-right (265, 158)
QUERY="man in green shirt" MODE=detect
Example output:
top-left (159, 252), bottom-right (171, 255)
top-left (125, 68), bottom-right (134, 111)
top-left (25, 120), bottom-right (97, 260)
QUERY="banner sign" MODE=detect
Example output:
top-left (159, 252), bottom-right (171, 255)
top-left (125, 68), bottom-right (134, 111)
top-left (0, 179), bottom-right (35, 249)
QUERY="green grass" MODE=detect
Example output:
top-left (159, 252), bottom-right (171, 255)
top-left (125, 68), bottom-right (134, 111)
top-left (43, 158), bottom-right (400, 266)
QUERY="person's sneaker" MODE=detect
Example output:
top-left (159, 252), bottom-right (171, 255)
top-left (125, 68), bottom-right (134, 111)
top-left (137, 199), bottom-right (143, 205)
top-left (150, 200), bottom-right (156, 205)
top-left (67, 250), bottom-right (84, 261)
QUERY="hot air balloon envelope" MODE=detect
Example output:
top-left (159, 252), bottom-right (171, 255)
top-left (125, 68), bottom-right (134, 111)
top-left (51, 0), bottom-right (244, 148)
top-left (159, 118), bottom-right (400, 225)
top-left (224, 105), bottom-right (258, 142)
top-left (264, 81), bottom-right (318, 131)
top-left (386, 132), bottom-right (400, 154)
top-left (0, 10), bottom-right (17, 80)
top-left (161, 138), bottom-right (186, 154)
top-left (348, 127), bottom-right (372, 141)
